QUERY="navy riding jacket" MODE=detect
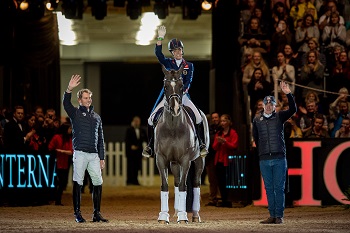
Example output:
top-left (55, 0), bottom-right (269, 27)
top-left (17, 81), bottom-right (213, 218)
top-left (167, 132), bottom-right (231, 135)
top-left (63, 92), bottom-right (105, 160)
top-left (152, 44), bottom-right (194, 112)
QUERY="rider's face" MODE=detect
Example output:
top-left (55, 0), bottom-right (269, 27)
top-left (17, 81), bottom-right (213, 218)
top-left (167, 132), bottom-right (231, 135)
top-left (172, 48), bottom-right (183, 60)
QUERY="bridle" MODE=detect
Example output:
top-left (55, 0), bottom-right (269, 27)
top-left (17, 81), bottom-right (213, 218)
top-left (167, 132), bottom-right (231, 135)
top-left (163, 77), bottom-right (183, 115)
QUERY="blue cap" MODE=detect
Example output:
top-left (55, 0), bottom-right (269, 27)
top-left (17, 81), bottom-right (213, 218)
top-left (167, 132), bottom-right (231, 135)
top-left (263, 96), bottom-right (276, 105)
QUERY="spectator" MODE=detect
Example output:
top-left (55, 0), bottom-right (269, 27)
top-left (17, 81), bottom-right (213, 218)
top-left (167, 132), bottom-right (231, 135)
top-left (322, 11), bottom-right (347, 56)
top-left (125, 116), bottom-right (147, 185)
top-left (285, 115), bottom-right (303, 138)
top-left (248, 68), bottom-right (272, 122)
top-left (334, 117), bottom-right (350, 138)
top-left (290, 0), bottom-right (318, 28)
top-left (270, 20), bottom-right (294, 61)
top-left (304, 113), bottom-right (330, 138)
top-left (48, 122), bottom-right (73, 205)
top-left (329, 100), bottom-right (350, 137)
top-left (239, 17), bottom-right (271, 56)
top-left (330, 51), bottom-right (350, 93)
top-left (242, 51), bottom-right (271, 86)
top-left (241, 47), bottom-right (254, 73)
top-left (318, 0), bottom-right (345, 31)
top-left (300, 51), bottom-right (325, 98)
top-left (205, 112), bottom-right (221, 206)
top-left (295, 14), bottom-right (320, 58)
top-left (284, 44), bottom-right (300, 74)
top-left (272, 52), bottom-right (296, 97)
top-left (212, 114), bottom-right (239, 208)
top-left (301, 37), bottom-right (327, 68)
top-left (271, 2), bottom-right (294, 33)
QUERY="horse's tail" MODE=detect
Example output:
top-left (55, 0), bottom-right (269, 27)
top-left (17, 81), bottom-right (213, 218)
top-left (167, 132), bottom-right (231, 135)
top-left (199, 110), bottom-right (210, 149)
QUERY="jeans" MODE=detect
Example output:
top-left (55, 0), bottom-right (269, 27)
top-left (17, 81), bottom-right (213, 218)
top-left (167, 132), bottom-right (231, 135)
top-left (259, 158), bottom-right (287, 218)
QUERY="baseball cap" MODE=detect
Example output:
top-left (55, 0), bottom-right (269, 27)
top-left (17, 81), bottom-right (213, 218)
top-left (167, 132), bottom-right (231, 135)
top-left (263, 96), bottom-right (277, 105)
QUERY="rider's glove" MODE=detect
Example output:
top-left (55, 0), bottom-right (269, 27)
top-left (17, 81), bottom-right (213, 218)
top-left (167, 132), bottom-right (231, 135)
top-left (157, 25), bottom-right (166, 40)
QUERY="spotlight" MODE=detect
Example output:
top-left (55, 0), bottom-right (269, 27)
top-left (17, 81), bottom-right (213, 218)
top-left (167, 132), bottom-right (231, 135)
top-left (201, 0), bottom-right (212, 11)
top-left (126, 0), bottom-right (142, 20)
top-left (20, 1), bottom-right (29, 11)
top-left (91, 0), bottom-right (107, 20)
top-left (153, 0), bottom-right (168, 19)
top-left (61, 0), bottom-right (84, 19)
top-left (46, 0), bottom-right (59, 10)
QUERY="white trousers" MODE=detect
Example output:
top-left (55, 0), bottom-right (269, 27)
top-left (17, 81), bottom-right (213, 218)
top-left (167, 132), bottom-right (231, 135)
top-left (73, 150), bottom-right (103, 186)
top-left (148, 95), bottom-right (201, 125)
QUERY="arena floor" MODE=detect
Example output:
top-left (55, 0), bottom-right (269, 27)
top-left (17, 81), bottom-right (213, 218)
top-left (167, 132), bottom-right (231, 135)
top-left (1, 175), bottom-right (350, 233)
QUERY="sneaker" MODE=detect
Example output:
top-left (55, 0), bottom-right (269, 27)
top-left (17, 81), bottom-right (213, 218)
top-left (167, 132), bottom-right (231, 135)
top-left (142, 146), bottom-right (153, 158)
top-left (260, 217), bottom-right (276, 224)
top-left (275, 217), bottom-right (283, 224)
top-left (74, 211), bottom-right (86, 223)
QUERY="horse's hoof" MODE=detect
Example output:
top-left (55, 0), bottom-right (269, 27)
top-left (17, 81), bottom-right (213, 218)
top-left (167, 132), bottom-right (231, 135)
top-left (158, 220), bottom-right (169, 224)
top-left (192, 216), bottom-right (201, 223)
top-left (177, 220), bottom-right (188, 224)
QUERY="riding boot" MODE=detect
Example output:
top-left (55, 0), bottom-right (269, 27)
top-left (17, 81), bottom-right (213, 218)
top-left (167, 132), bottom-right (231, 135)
top-left (195, 122), bottom-right (208, 157)
top-left (142, 124), bottom-right (154, 158)
top-left (92, 185), bottom-right (108, 222)
top-left (73, 181), bottom-right (86, 223)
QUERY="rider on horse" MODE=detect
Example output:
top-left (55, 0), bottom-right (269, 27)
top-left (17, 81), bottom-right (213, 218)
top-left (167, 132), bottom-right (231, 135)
top-left (142, 25), bottom-right (208, 158)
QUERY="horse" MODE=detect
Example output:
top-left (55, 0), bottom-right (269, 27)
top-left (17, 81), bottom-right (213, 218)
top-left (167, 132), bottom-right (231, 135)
top-left (155, 65), bottom-right (209, 224)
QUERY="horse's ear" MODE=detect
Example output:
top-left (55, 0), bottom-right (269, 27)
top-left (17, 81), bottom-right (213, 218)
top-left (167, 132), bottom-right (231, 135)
top-left (161, 65), bottom-right (168, 74)
top-left (178, 65), bottom-right (184, 75)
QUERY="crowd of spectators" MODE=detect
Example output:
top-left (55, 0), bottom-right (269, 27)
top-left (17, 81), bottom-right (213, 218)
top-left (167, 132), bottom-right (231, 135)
top-left (239, 0), bottom-right (350, 139)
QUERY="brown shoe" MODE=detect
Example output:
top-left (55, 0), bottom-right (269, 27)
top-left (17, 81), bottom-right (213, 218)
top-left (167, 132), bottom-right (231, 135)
top-left (275, 217), bottom-right (283, 224)
top-left (260, 217), bottom-right (276, 224)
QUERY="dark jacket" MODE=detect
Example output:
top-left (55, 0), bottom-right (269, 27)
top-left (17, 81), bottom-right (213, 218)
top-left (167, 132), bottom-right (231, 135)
top-left (63, 92), bottom-right (105, 160)
top-left (252, 93), bottom-right (297, 160)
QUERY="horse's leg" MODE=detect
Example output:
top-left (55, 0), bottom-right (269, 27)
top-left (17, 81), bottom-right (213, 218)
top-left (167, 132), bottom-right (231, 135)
top-left (170, 162), bottom-right (180, 218)
top-left (157, 159), bottom-right (170, 224)
top-left (191, 156), bottom-right (205, 223)
top-left (177, 161), bottom-right (191, 224)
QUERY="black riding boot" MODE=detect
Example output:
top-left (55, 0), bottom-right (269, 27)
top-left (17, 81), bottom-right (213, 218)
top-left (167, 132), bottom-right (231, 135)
top-left (196, 121), bottom-right (208, 157)
top-left (92, 185), bottom-right (108, 222)
top-left (142, 124), bottom-right (154, 158)
top-left (73, 181), bottom-right (86, 223)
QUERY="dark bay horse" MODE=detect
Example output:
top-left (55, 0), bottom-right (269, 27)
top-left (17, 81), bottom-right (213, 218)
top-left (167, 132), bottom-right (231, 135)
top-left (155, 65), bottom-right (208, 224)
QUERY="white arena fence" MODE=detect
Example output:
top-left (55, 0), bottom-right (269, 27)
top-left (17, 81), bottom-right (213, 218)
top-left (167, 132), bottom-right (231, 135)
top-left (67, 142), bottom-right (155, 187)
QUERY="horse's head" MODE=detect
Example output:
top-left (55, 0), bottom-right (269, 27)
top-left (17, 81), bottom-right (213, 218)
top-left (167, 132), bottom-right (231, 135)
top-left (162, 65), bottom-right (184, 116)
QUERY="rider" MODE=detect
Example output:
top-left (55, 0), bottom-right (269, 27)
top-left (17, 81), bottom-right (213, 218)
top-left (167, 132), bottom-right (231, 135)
top-left (142, 25), bottom-right (208, 158)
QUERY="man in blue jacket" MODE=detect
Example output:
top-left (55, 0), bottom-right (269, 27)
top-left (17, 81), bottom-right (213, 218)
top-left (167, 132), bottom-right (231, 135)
top-left (63, 74), bottom-right (108, 223)
top-left (252, 81), bottom-right (296, 224)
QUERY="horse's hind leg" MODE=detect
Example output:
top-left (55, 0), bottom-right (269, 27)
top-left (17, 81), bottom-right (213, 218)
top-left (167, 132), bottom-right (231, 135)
top-left (192, 156), bottom-right (205, 223)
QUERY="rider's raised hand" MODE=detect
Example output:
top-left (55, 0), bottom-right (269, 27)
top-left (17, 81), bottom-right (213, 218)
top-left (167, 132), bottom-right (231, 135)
top-left (67, 74), bottom-right (81, 92)
top-left (158, 25), bottom-right (166, 40)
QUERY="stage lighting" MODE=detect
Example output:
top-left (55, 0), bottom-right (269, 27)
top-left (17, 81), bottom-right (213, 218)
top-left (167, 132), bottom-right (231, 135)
top-left (201, 0), bottom-right (212, 11)
top-left (153, 0), bottom-right (168, 19)
top-left (91, 0), bottom-right (107, 20)
top-left (46, 0), bottom-right (59, 10)
top-left (19, 1), bottom-right (29, 10)
top-left (126, 0), bottom-right (142, 20)
top-left (61, 0), bottom-right (84, 19)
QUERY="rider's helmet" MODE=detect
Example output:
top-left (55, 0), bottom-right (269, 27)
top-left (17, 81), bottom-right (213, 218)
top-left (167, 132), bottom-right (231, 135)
top-left (168, 38), bottom-right (184, 55)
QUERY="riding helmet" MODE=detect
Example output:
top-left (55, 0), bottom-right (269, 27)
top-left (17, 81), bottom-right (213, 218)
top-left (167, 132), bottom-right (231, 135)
top-left (168, 38), bottom-right (184, 54)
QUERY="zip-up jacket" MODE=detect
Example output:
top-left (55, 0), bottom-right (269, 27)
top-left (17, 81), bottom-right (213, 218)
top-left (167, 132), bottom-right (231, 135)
top-left (252, 93), bottom-right (296, 160)
top-left (63, 92), bottom-right (105, 160)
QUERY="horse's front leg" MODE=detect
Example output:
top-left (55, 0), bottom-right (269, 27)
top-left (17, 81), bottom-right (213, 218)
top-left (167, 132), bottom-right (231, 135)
top-left (191, 156), bottom-right (205, 223)
top-left (177, 161), bottom-right (191, 224)
top-left (170, 162), bottom-right (180, 218)
top-left (157, 158), bottom-right (170, 224)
